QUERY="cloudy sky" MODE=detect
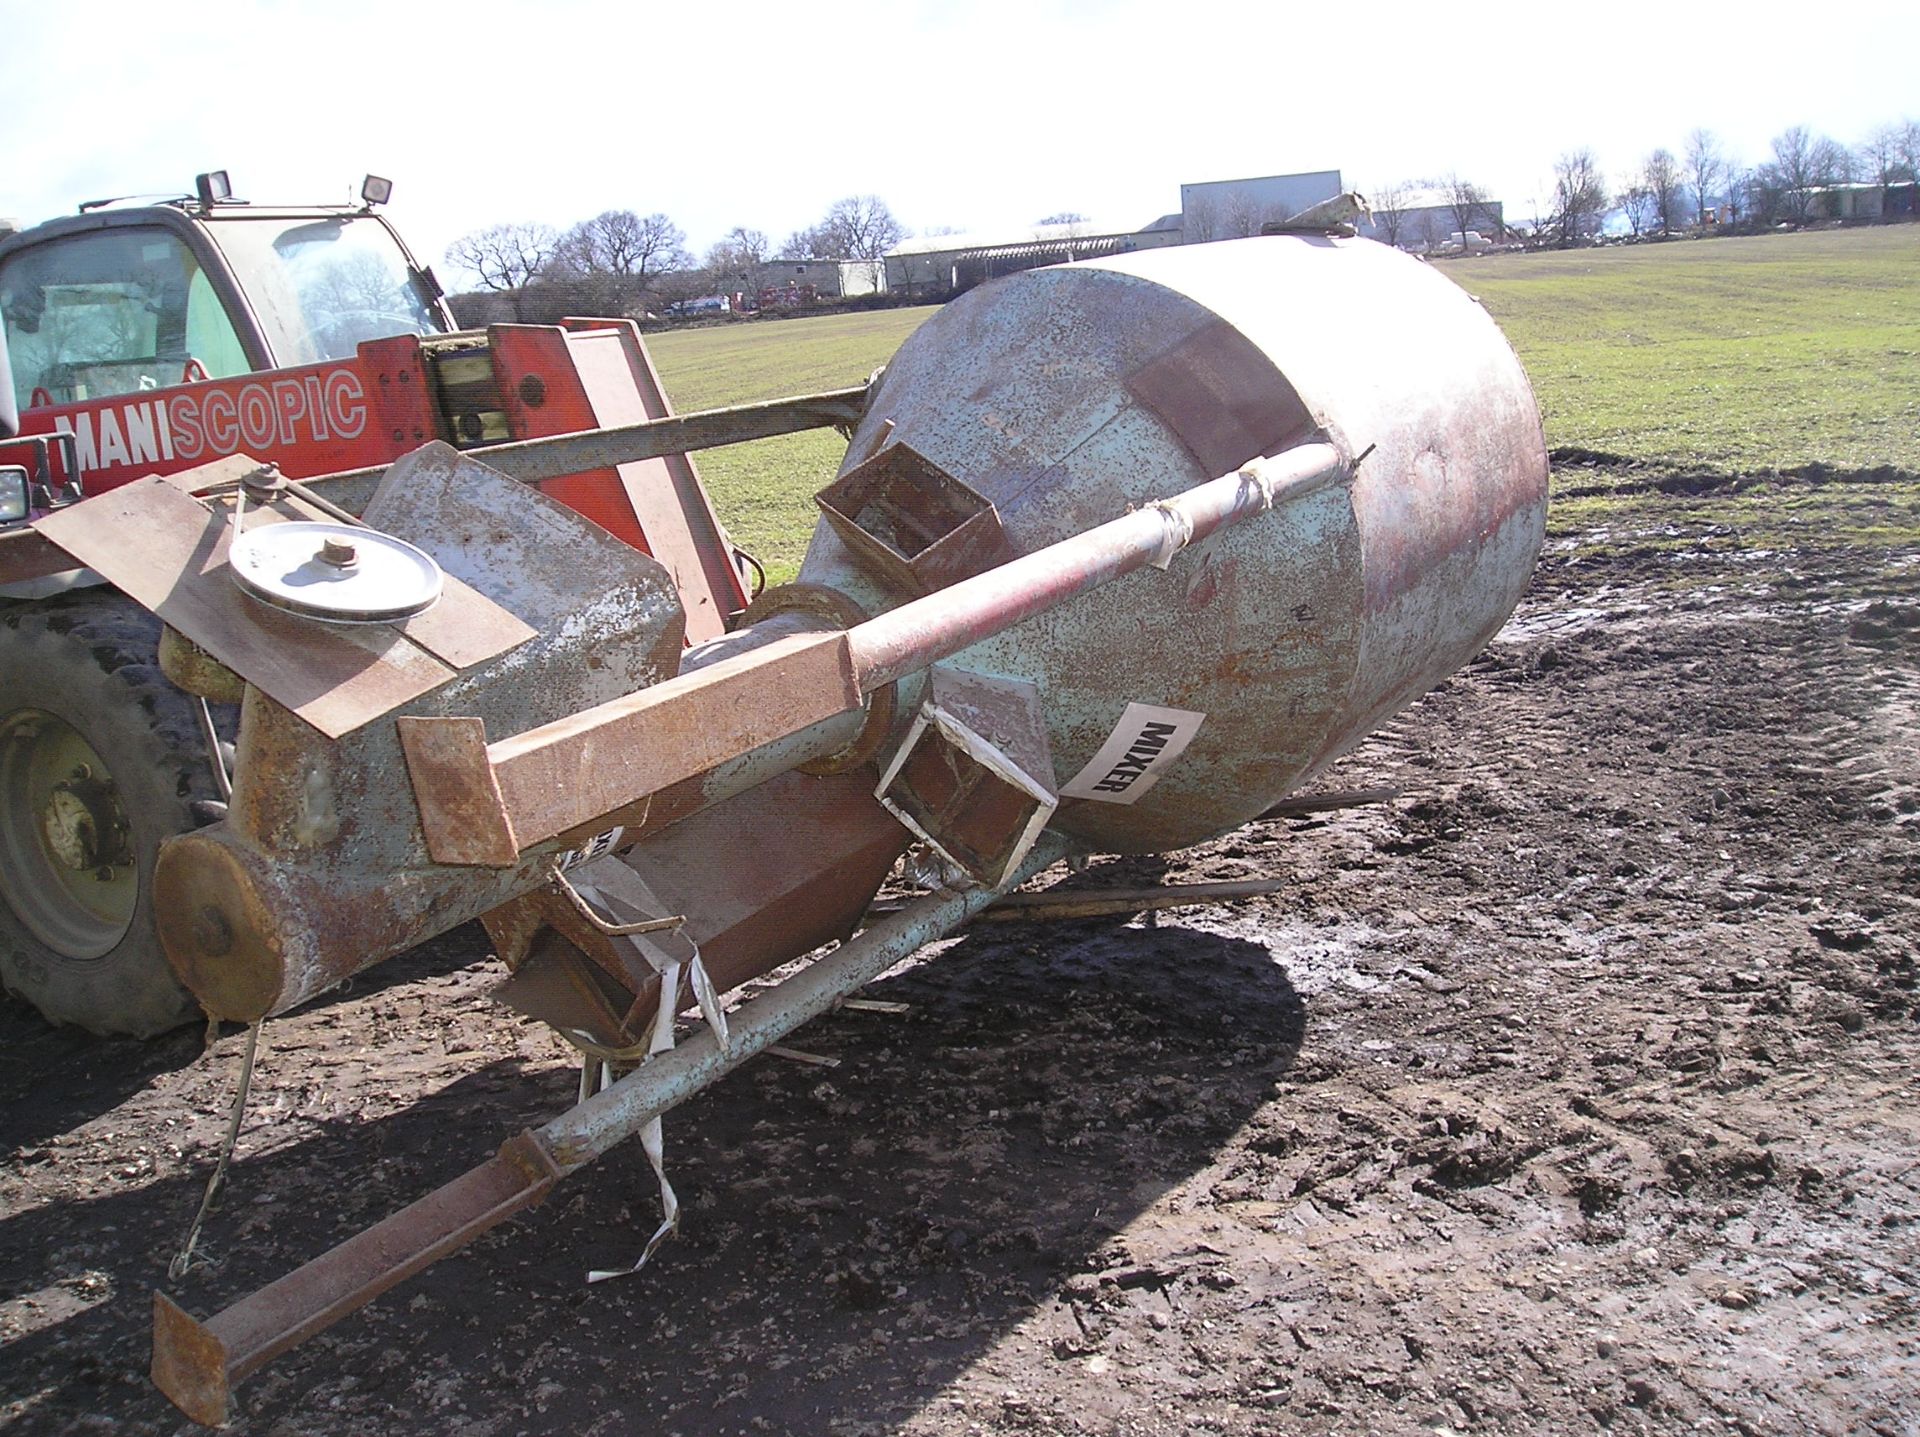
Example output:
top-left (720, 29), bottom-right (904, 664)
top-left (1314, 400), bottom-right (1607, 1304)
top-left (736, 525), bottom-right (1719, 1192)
top-left (7, 0), bottom-right (1916, 281)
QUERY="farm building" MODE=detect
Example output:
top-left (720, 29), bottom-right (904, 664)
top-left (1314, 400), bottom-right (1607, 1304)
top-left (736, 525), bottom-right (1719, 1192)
top-left (754, 258), bottom-right (885, 300)
top-left (1179, 170), bottom-right (1345, 240)
top-left (1182, 172), bottom-right (1505, 251)
top-left (1804, 182), bottom-right (1886, 220)
top-left (884, 219), bottom-right (1182, 298)
top-left (875, 168), bottom-right (1522, 303)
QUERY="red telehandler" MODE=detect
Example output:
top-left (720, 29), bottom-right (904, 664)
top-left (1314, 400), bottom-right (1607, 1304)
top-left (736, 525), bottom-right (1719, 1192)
top-left (0, 171), bottom-right (797, 1036)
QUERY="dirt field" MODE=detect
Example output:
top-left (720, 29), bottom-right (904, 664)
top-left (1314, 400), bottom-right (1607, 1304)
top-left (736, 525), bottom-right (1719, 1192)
top-left (3, 464), bottom-right (1916, 1436)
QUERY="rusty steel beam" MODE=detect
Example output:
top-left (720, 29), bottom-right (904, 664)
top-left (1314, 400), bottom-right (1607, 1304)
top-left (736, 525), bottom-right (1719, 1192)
top-left (151, 1132), bottom-right (563, 1427)
top-left (151, 834), bottom-right (1071, 1427)
top-left (475, 386), bottom-right (871, 483)
top-left (307, 386), bottom-right (873, 496)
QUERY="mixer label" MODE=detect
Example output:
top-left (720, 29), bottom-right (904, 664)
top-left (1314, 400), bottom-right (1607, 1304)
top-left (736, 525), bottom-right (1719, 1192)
top-left (1061, 703), bottom-right (1206, 804)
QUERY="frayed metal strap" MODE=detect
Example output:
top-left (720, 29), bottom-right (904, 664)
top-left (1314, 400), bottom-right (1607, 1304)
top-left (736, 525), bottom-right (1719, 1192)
top-left (565, 863), bottom-right (734, 1283)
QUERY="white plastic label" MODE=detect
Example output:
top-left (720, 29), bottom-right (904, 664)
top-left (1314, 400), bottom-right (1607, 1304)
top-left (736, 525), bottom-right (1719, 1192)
top-left (1060, 703), bottom-right (1206, 805)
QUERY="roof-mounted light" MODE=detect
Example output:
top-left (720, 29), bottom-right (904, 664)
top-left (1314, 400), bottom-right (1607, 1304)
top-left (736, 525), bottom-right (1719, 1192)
top-left (0, 469), bottom-right (29, 526)
top-left (361, 175), bottom-right (393, 207)
top-left (194, 170), bottom-right (233, 207)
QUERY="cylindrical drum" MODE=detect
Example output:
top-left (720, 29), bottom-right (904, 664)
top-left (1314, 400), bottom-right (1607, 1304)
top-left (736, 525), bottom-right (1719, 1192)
top-left (800, 235), bottom-right (1547, 853)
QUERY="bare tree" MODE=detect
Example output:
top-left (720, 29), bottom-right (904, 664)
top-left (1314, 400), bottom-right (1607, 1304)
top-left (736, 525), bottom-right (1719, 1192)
top-left (1640, 149), bottom-right (1684, 236)
top-left (704, 227), bottom-right (769, 299)
top-left (1034, 212), bottom-right (1091, 249)
top-left (1616, 178), bottom-right (1654, 237)
top-left (1221, 188), bottom-right (1273, 238)
top-left (554, 211), bottom-right (690, 289)
top-left (1549, 149), bottom-right (1608, 247)
top-left (1860, 119), bottom-right (1920, 184)
top-left (1181, 193), bottom-right (1220, 243)
top-left (1368, 180), bottom-right (1417, 248)
top-left (1761, 126), bottom-right (1852, 220)
top-left (784, 195), bottom-right (905, 261)
top-left (782, 196), bottom-right (905, 293)
top-left (1683, 128), bottom-right (1724, 228)
top-left (1722, 166), bottom-right (1753, 228)
top-left (1440, 172), bottom-right (1496, 245)
top-left (1898, 119), bottom-right (1920, 181)
top-left (445, 222), bottom-right (560, 317)
top-left (526, 210), bottom-right (691, 317)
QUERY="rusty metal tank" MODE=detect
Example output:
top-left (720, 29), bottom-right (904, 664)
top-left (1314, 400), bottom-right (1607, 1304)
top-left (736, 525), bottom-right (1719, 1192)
top-left (800, 235), bottom-right (1547, 854)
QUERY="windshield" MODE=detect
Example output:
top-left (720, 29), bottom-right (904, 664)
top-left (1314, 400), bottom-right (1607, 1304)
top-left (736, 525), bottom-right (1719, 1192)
top-left (210, 214), bottom-right (443, 366)
top-left (0, 225), bottom-right (252, 408)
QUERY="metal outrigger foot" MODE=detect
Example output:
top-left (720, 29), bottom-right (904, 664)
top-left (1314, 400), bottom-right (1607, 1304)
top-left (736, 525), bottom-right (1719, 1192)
top-left (151, 836), bottom-right (1070, 1426)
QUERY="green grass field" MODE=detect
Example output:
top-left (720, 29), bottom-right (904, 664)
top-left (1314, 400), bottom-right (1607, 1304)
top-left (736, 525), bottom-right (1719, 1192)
top-left (648, 310), bottom-right (935, 581)
top-left (649, 228), bottom-right (1920, 582)
top-left (1436, 227), bottom-right (1920, 474)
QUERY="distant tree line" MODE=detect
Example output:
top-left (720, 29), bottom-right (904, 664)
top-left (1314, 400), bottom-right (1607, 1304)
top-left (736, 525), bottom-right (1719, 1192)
top-left (446, 196), bottom-right (904, 324)
top-left (446, 114), bottom-right (1919, 318)
top-left (1375, 117), bottom-right (1918, 253)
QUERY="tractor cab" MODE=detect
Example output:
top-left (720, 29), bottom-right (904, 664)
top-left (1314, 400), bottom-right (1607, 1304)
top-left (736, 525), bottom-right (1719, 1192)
top-left (0, 171), bottom-right (454, 412)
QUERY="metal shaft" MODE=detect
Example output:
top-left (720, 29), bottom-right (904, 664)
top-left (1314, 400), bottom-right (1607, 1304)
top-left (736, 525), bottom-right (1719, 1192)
top-left (310, 386), bottom-right (872, 494)
top-left (544, 832), bottom-right (1070, 1166)
top-left (845, 442), bottom-right (1347, 690)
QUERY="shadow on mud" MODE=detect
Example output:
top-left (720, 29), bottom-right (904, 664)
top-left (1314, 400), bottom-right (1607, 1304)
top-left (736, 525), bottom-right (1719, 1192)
top-left (1, 910), bottom-right (1304, 1434)
top-left (0, 923), bottom-right (494, 1149)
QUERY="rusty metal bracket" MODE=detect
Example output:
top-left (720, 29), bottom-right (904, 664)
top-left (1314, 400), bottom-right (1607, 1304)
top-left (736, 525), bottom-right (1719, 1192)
top-left (396, 630), bottom-right (865, 867)
top-left (150, 1130), bottom-right (563, 1427)
top-left (397, 716), bottom-right (520, 866)
top-left (815, 440), bottom-right (1017, 594)
top-left (876, 667), bottom-right (1058, 888)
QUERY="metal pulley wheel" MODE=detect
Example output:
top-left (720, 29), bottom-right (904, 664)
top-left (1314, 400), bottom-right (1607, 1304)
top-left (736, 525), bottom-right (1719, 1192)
top-left (229, 521), bottom-right (442, 623)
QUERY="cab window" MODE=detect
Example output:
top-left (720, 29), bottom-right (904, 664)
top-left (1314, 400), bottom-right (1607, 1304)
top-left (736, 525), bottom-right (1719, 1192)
top-left (0, 227), bottom-right (250, 409)
top-left (210, 216), bottom-right (440, 366)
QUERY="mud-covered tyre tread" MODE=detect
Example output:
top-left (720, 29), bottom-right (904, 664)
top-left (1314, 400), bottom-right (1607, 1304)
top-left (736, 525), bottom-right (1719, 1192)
top-left (0, 589), bottom-right (213, 1036)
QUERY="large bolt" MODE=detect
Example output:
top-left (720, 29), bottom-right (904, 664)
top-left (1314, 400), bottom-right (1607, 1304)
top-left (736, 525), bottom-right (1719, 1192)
top-left (240, 464), bottom-right (287, 501)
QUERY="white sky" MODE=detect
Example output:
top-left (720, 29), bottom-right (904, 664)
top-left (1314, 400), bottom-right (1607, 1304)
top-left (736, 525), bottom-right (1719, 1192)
top-left (6, 0), bottom-right (1916, 283)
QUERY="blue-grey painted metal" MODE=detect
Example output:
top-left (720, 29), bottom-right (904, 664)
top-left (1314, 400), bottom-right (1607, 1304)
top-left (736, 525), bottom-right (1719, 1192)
top-left (801, 235), bottom-right (1548, 855)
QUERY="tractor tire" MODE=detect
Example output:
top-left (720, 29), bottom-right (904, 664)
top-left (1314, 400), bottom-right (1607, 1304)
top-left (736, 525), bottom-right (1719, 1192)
top-left (0, 589), bottom-right (216, 1037)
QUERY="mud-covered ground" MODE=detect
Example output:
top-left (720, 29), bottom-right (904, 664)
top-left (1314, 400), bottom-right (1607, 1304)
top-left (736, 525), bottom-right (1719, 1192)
top-left (3, 466), bottom-right (1917, 1436)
